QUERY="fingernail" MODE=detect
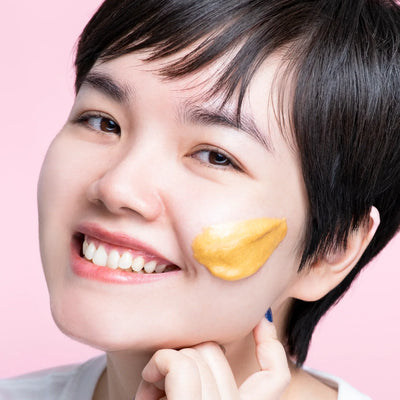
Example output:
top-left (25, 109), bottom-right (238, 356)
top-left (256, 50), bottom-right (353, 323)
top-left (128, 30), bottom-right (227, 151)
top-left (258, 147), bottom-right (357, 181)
top-left (265, 308), bottom-right (273, 322)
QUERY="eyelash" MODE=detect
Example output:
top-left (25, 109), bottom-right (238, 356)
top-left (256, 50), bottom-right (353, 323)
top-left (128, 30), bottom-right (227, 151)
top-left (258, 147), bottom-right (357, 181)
top-left (190, 146), bottom-right (242, 172)
top-left (74, 112), bottom-right (121, 135)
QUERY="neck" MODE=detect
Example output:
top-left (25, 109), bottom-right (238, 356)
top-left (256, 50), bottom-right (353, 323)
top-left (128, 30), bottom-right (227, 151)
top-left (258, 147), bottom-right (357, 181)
top-left (93, 350), bottom-right (153, 400)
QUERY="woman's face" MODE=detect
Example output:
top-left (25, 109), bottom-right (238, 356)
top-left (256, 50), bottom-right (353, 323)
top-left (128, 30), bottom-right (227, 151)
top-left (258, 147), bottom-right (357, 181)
top-left (38, 51), bottom-right (308, 351)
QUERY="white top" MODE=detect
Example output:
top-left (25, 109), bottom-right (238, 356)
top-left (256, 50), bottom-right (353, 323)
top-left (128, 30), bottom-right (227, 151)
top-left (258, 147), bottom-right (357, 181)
top-left (0, 355), bottom-right (371, 399)
top-left (304, 367), bottom-right (372, 400)
top-left (0, 356), bottom-right (106, 400)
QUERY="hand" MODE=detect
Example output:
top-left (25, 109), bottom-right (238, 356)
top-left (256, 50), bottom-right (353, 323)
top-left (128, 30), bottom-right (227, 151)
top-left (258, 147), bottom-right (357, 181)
top-left (135, 318), bottom-right (290, 400)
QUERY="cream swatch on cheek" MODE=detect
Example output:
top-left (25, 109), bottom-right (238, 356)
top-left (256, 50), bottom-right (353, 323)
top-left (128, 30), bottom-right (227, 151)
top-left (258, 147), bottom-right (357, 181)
top-left (192, 218), bottom-right (288, 281)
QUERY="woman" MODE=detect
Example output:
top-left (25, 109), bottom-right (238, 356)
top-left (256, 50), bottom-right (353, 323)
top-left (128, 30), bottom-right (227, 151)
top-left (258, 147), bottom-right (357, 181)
top-left (1, 0), bottom-right (399, 399)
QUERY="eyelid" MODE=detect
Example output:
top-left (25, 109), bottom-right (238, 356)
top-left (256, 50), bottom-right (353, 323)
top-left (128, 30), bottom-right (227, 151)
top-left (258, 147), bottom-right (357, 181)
top-left (73, 110), bottom-right (116, 124)
top-left (72, 111), bottom-right (121, 134)
top-left (191, 145), bottom-right (244, 172)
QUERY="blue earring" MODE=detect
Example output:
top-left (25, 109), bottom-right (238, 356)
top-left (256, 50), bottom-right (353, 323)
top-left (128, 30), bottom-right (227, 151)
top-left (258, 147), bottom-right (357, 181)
top-left (265, 308), bottom-right (273, 322)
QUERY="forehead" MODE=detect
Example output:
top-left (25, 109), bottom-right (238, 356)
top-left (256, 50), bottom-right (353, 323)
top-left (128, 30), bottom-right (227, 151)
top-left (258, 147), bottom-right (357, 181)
top-left (92, 46), bottom-right (237, 101)
top-left (89, 36), bottom-right (288, 107)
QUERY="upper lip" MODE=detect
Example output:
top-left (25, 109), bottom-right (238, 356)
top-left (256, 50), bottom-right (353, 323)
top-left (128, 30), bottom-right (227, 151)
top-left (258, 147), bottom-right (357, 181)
top-left (76, 222), bottom-right (177, 266)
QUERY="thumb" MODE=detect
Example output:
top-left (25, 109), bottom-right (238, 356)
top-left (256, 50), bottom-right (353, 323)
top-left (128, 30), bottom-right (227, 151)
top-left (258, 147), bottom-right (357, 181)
top-left (253, 317), bottom-right (284, 372)
top-left (239, 316), bottom-right (290, 400)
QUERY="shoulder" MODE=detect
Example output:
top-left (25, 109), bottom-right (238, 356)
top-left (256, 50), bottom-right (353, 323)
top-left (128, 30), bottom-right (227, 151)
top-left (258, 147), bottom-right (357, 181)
top-left (0, 355), bottom-right (106, 400)
top-left (304, 367), bottom-right (372, 400)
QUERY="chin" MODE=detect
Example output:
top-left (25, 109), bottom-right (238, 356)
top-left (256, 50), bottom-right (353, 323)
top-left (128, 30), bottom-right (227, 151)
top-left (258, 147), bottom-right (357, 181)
top-left (49, 293), bottom-right (196, 353)
top-left (50, 298), bottom-right (244, 354)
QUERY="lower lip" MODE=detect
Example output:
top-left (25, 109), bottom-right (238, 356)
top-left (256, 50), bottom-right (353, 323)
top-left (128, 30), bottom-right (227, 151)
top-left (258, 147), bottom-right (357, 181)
top-left (70, 236), bottom-right (180, 284)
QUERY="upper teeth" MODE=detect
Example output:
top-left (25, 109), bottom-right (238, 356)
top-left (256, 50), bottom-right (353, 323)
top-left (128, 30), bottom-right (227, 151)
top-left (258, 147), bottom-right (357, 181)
top-left (82, 238), bottom-right (169, 274)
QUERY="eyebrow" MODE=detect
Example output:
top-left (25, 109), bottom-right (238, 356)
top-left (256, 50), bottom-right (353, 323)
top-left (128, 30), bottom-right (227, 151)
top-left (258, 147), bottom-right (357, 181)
top-left (81, 71), bottom-right (132, 104)
top-left (181, 103), bottom-right (272, 152)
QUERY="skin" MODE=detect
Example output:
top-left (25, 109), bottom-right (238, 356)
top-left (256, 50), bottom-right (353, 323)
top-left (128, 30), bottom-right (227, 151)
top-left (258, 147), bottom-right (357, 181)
top-left (37, 50), bottom-right (339, 399)
top-left (192, 218), bottom-right (288, 281)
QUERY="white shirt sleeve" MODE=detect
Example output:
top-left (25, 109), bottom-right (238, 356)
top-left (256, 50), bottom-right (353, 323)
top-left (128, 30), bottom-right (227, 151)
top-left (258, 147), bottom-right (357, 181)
top-left (304, 367), bottom-right (372, 400)
top-left (0, 355), bottom-right (106, 400)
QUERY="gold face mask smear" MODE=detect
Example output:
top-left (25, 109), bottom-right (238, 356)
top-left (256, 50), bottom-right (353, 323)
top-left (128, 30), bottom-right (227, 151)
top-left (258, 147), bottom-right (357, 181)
top-left (192, 218), bottom-right (287, 281)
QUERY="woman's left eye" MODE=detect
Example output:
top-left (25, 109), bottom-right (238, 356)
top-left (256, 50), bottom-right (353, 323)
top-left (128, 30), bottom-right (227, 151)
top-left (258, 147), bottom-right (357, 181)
top-left (76, 114), bottom-right (121, 135)
top-left (191, 149), bottom-right (241, 171)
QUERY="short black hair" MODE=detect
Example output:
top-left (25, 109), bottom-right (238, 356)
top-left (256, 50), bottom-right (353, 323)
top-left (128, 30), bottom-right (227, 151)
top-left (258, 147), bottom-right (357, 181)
top-left (75, 0), bottom-right (400, 365)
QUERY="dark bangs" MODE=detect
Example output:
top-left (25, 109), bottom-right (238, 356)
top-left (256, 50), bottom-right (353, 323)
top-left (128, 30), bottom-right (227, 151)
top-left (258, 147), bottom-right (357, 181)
top-left (75, 0), bottom-right (315, 114)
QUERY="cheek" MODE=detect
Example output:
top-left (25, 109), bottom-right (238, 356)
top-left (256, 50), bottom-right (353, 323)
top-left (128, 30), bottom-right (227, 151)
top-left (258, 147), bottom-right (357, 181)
top-left (38, 133), bottom-right (100, 228)
top-left (37, 135), bottom-right (94, 285)
top-left (171, 184), bottom-right (301, 283)
top-left (192, 218), bottom-right (287, 281)
top-left (170, 182), bottom-right (280, 257)
top-left (39, 136), bottom-right (79, 213)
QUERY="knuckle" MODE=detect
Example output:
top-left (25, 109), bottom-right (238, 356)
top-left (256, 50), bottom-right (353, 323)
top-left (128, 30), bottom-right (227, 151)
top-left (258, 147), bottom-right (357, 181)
top-left (154, 348), bottom-right (174, 362)
top-left (174, 350), bottom-right (198, 371)
top-left (179, 347), bottom-right (199, 358)
top-left (152, 348), bottom-right (200, 375)
top-left (269, 339), bottom-right (287, 356)
top-left (194, 341), bottom-right (219, 351)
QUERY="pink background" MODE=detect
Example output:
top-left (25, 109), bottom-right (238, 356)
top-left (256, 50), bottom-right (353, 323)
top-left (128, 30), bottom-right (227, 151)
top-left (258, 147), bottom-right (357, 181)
top-left (0, 1), bottom-right (399, 398)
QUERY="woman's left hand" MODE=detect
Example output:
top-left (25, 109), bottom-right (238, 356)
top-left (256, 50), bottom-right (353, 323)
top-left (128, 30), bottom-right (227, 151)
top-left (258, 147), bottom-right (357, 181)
top-left (135, 318), bottom-right (290, 400)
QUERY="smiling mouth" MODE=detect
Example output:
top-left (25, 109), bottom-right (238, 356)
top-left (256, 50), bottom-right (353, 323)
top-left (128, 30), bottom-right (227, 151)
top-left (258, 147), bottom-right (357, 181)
top-left (78, 234), bottom-right (179, 274)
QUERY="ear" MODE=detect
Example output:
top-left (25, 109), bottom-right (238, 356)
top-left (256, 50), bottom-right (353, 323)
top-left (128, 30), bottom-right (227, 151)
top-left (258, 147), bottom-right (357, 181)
top-left (287, 207), bottom-right (380, 302)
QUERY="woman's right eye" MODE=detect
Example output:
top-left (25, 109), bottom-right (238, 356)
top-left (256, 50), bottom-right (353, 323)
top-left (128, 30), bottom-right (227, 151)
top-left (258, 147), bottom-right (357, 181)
top-left (75, 113), bottom-right (121, 135)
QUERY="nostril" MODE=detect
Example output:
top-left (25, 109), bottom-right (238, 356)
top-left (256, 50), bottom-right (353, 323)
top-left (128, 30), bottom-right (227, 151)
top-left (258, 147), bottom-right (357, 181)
top-left (85, 165), bottom-right (164, 220)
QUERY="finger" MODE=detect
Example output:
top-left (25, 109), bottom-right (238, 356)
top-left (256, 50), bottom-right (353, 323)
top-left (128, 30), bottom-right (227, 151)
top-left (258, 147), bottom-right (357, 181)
top-left (179, 347), bottom-right (221, 400)
top-left (141, 349), bottom-right (202, 400)
top-left (135, 379), bottom-right (165, 400)
top-left (253, 318), bottom-right (288, 373)
top-left (239, 319), bottom-right (290, 400)
top-left (192, 342), bottom-right (240, 400)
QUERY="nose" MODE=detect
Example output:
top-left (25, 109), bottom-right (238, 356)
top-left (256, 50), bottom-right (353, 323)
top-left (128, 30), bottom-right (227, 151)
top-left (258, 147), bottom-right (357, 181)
top-left (86, 152), bottom-right (164, 221)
